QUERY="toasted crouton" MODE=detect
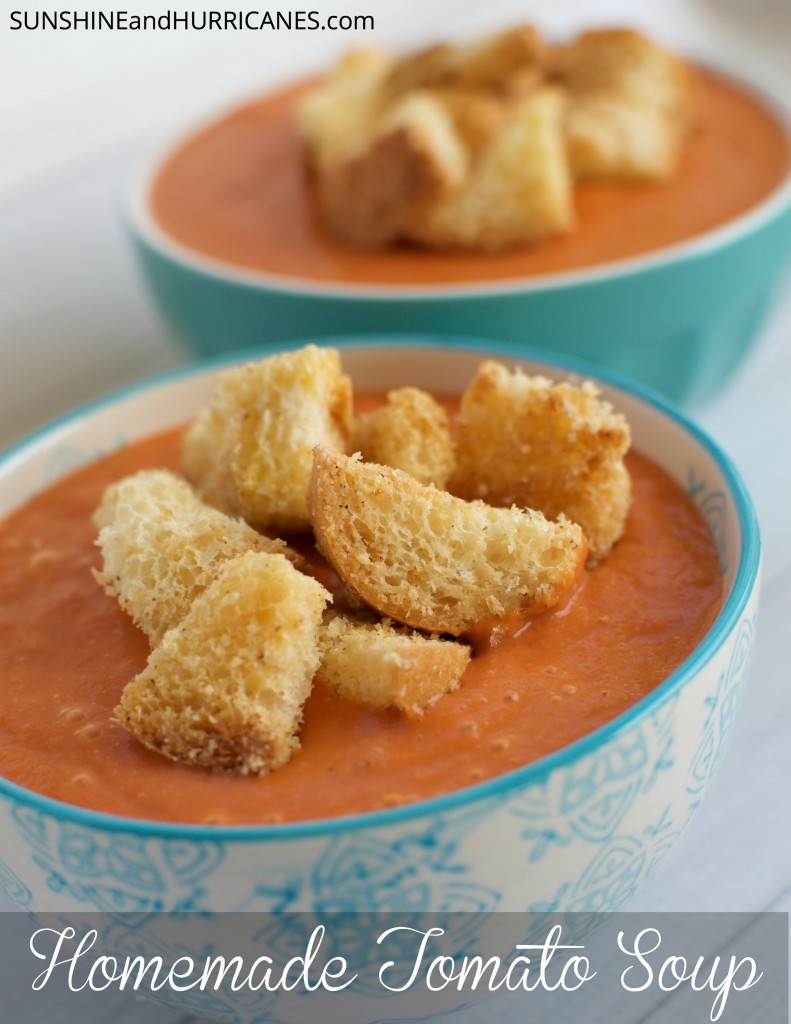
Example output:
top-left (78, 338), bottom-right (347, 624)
top-left (428, 87), bottom-right (507, 157)
top-left (350, 387), bottom-right (454, 488)
top-left (404, 88), bottom-right (573, 250)
top-left (116, 552), bottom-right (330, 773)
top-left (385, 25), bottom-right (546, 100)
top-left (559, 29), bottom-right (696, 180)
top-left (565, 95), bottom-right (682, 180)
top-left (317, 91), bottom-right (468, 249)
top-left (309, 447), bottom-right (585, 636)
top-left (449, 361), bottom-right (631, 563)
top-left (561, 29), bottom-right (696, 124)
top-left (182, 345), bottom-right (352, 533)
top-left (317, 612), bottom-right (471, 715)
top-left (298, 48), bottom-right (392, 170)
top-left (93, 469), bottom-right (292, 646)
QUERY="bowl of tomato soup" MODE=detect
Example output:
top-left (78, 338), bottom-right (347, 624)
top-left (127, 64), bottom-right (791, 406)
top-left (0, 339), bottom-right (760, 936)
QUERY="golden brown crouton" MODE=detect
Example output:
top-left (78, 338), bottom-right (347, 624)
top-left (116, 552), bottom-right (330, 773)
top-left (429, 87), bottom-right (507, 157)
top-left (93, 469), bottom-right (291, 646)
top-left (565, 95), bottom-right (683, 180)
top-left (385, 25), bottom-right (546, 100)
top-left (404, 88), bottom-right (573, 250)
top-left (317, 612), bottom-right (471, 715)
top-left (182, 345), bottom-right (352, 533)
top-left (309, 447), bottom-right (585, 636)
top-left (316, 92), bottom-right (468, 249)
top-left (449, 361), bottom-right (631, 563)
top-left (298, 47), bottom-right (392, 171)
top-left (298, 28), bottom-right (568, 251)
top-left (559, 28), bottom-right (696, 180)
top-left (561, 29), bottom-right (696, 123)
top-left (350, 387), bottom-right (454, 488)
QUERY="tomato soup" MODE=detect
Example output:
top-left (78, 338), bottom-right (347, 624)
top-left (0, 400), bottom-right (723, 824)
top-left (150, 69), bottom-right (790, 287)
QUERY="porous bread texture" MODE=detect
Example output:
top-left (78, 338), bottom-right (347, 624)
top-left (559, 28), bottom-right (696, 180)
top-left (309, 446), bottom-right (585, 636)
top-left (116, 552), bottom-right (330, 773)
top-left (350, 386), bottom-right (454, 488)
top-left (93, 469), bottom-right (291, 646)
top-left (404, 87), bottom-right (573, 251)
top-left (182, 345), bottom-right (352, 533)
top-left (449, 361), bottom-right (632, 564)
top-left (317, 612), bottom-right (471, 716)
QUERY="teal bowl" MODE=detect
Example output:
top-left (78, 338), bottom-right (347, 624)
top-left (126, 79), bottom-right (791, 408)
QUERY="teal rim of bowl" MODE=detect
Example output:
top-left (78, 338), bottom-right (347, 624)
top-left (125, 67), bottom-right (791, 300)
top-left (0, 337), bottom-right (762, 841)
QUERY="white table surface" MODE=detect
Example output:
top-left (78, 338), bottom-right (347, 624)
top-left (1, 1), bottom-right (791, 1020)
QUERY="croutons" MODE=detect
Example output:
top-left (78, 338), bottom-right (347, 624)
top-left (298, 26), bottom-right (570, 251)
top-left (297, 47), bottom-right (392, 171)
top-left (116, 552), bottom-right (330, 773)
top-left (316, 91), bottom-right (468, 249)
top-left (350, 387), bottom-right (454, 488)
top-left (93, 469), bottom-right (291, 646)
top-left (404, 87), bottom-right (573, 251)
top-left (559, 29), bottom-right (696, 180)
top-left (182, 345), bottom-right (352, 533)
top-left (298, 24), bottom-right (697, 248)
top-left (309, 447), bottom-right (585, 636)
top-left (449, 361), bottom-right (631, 563)
top-left (95, 342), bottom-right (639, 779)
top-left (384, 25), bottom-right (546, 100)
top-left (317, 612), bottom-right (471, 715)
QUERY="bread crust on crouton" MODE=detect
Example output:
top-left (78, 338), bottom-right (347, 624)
top-left (385, 26), bottom-right (546, 100)
top-left (93, 469), bottom-right (292, 646)
top-left (559, 28), bottom-right (696, 180)
top-left (350, 387), bottom-right (454, 488)
top-left (449, 361), bottom-right (631, 563)
top-left (183, 345), bottom-right (352, 533)
top-left (116, 552), bottom-right (330, 773)
top-left (317, 612), bottom-right (471, 715)
top-left (309, 447), bottom-right (585, 636)
top-left (317, 92), bottom-right (468, 249)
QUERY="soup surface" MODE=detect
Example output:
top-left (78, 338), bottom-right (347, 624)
top-left (0, 395), bottom-right (723, 824)
top-left (150, 69), bottom-right (790, 287)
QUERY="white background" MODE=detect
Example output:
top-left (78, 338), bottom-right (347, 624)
top-left (1, 1), bottom-right (791, 1020)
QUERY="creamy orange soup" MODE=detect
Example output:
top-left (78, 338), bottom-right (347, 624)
top-left (0, 395), bottom-right (723, 824)
top-left (150, 69), bottom-right (790, 287)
